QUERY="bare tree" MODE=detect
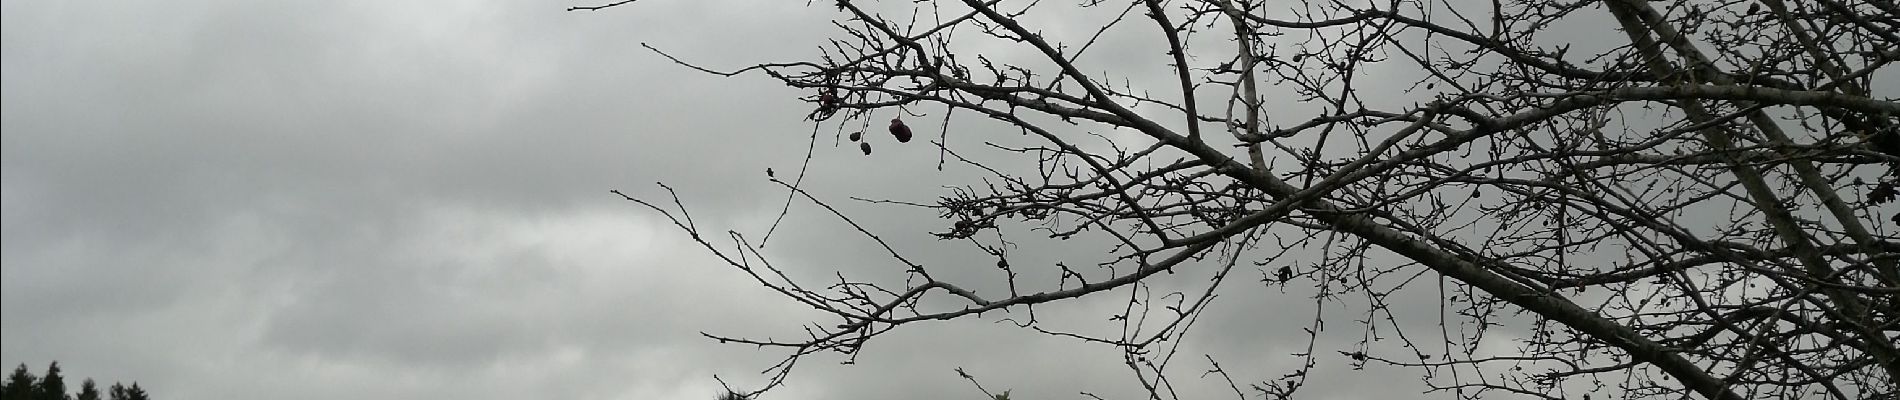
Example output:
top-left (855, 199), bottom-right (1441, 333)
top-left (596, 0), bottom-right (1898, 399)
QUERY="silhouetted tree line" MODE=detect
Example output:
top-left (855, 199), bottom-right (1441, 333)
top-left (0, 362), bottom-right (148, 400)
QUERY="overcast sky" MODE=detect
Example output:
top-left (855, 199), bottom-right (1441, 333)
top-left (1, 1), bottom-right (1544, 399)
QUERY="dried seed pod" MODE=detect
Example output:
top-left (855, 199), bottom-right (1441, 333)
top-left (860, 141), bottom-right (872, 155)
top-left (849, 131), bottom-right (862, 142)
top-left (889, 118), bottom-right (913, 143)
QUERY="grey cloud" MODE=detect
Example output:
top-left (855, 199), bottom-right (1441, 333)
top-left (3, 0), bottom-right (1534, 399)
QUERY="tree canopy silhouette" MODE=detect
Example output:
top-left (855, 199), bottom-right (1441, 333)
top-left (601, 0), bottom-right (1899, 398)
top-left (0, 363), bottom-right (149, 400)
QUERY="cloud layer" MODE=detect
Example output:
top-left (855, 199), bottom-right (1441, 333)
top-left (6, 1), bottom-right (1467, 399)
